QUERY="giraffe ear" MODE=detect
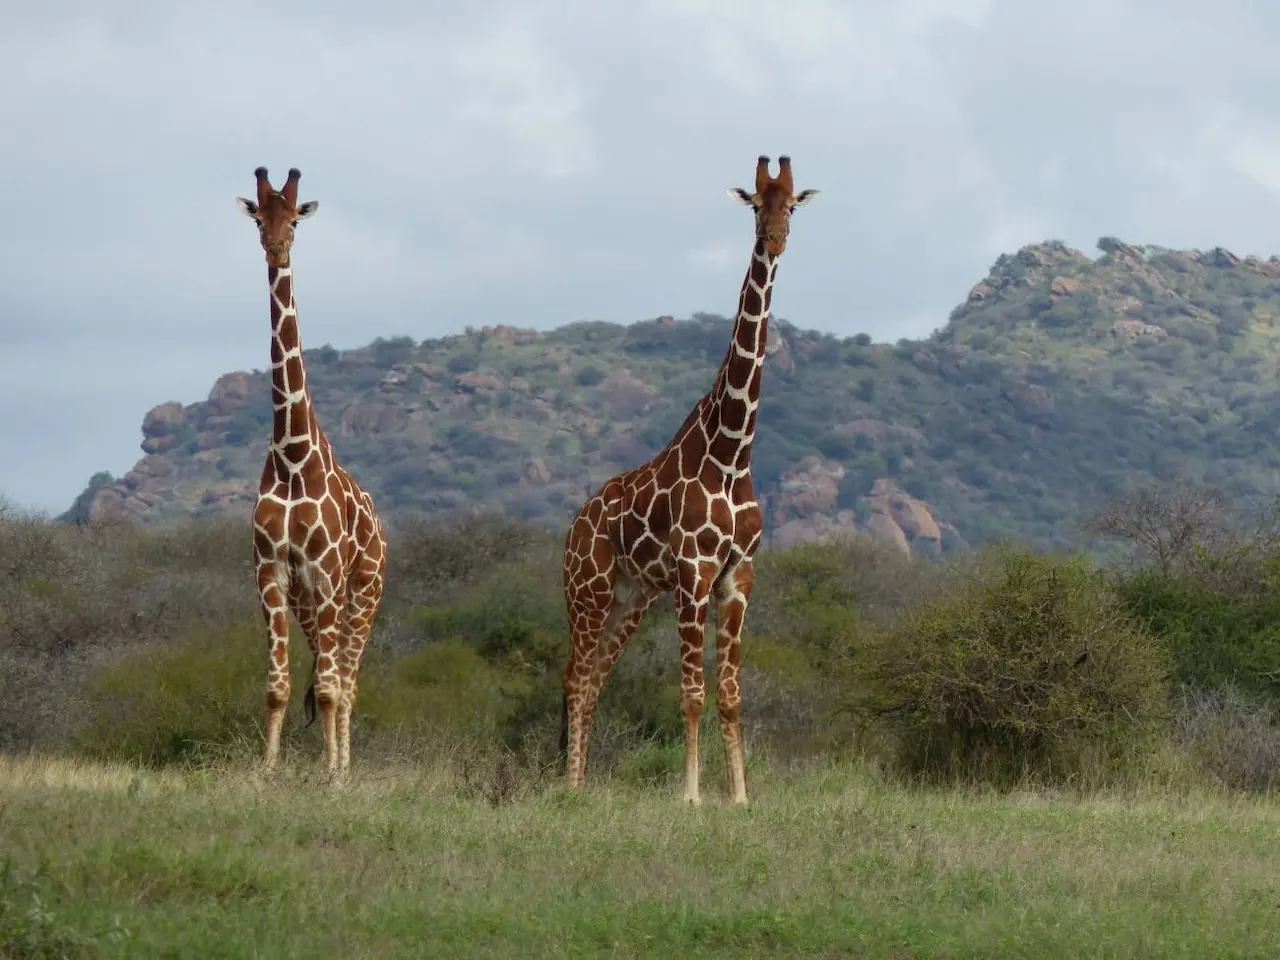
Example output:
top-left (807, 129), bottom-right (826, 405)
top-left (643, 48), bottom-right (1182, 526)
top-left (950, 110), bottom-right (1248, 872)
top-left (294, 201), bottom-right (319, 220)
top-left (727, 188), bottom-right (757, 208)
top-left (792, 189), bottom-right (820, 208)
top-left (236, 197), bottom-right (259, 218)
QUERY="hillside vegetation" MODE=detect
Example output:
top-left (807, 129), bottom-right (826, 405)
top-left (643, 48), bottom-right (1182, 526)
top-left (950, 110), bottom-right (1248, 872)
top-left (66, 238), bottom-right (1280, 552)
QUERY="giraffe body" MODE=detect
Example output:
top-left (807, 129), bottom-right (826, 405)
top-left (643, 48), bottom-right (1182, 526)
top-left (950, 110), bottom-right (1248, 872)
top-left (561, 156), bottom-right (818, 805)
top-left (237, 167), bottom-right (387, 779)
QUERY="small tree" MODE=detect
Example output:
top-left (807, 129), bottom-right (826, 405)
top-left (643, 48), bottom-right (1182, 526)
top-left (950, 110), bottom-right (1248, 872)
top-left (1083, 483), bottom-right (1227, 573)
top-left (846, 548), bottom-right (1171, 785)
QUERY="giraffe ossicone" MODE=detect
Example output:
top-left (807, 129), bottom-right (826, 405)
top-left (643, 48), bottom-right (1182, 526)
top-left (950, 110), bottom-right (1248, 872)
top-left (236, 165), bottom-right (388, 782)
top-left (559, 154), bottom-right (819, 806)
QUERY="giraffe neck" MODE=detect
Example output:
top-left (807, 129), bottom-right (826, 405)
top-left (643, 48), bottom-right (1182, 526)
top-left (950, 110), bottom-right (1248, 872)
top-left (267, 264), bottom-right (318, 455)
top-left (703, 239), bottom-right (777, 472)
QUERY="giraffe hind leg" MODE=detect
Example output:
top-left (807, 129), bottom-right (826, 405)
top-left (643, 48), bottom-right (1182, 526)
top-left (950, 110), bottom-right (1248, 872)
top-left (714, 557), bottom-right (755, 805)
top-left (335, 558), bottom-right (385, 777)
top-left (300, 566), bottom-right (347, 780)
top-left (577, 579), bottom-right (657, 755)
top-left (562, 600), bottom-right (609, 788)
top-left (561, 527), bottom-right (618, 789)
top-left (675, 562), bottom-right (715, 806)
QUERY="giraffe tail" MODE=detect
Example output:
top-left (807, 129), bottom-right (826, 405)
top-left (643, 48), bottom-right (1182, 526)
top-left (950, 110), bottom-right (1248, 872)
top-left (303, 683), bottom-right (318, 728)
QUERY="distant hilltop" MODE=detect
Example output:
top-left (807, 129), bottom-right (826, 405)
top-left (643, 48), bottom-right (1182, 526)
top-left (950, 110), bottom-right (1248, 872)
top-left (65, 238), bottom-right (1280, 552)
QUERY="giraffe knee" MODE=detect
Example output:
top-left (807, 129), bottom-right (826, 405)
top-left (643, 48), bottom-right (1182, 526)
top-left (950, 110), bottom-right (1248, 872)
top-left (311, 682), bottom-right (340, 712)
top-left (682, 691), bottom-right (705, 721)
top-left (717, 696), bottom-right (741, 726)
top-left (266, 687), bottom-right (290, 712)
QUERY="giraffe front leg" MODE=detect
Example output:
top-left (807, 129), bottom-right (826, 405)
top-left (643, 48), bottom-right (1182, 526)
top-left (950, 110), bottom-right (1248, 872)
top-left (258, 567), bottom-right (291, 772)
top-left (676, 563), bottom-right (714, 806)
top-left (714, 558), bottom-right (754, 806)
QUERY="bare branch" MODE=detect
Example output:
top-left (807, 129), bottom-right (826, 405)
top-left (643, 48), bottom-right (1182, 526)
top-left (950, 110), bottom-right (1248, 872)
top-left (1083, 484), bottom-right (1228, 573)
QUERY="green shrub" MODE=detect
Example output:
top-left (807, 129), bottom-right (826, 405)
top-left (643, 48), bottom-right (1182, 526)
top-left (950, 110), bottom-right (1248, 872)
top-left (751, 544), bottom-right (864, 668)
top-left (75, 622), bottom-right (266, 766)
top-left (1112, 570), bottom-right (1280, 707)
top-left (357, 639), bottom-right (508, 736)
top-left (575, 365), bottom-right (606, 387)
top-left (846, 549), bottom-right (1172, 785)
top-left (614, 739), bottom-right (683, 786)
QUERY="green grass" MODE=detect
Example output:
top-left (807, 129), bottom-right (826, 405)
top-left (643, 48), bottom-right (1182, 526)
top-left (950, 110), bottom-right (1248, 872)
top-left (3, 755), bottom-right (1279, 957)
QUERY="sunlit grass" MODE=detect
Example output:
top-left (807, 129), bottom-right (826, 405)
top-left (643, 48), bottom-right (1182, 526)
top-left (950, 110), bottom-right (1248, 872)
top-left (3, 753), bottom-right (1279, 958)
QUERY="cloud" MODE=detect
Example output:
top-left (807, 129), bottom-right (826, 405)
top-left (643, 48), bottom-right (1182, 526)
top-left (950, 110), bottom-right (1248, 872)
top-left (449, 13), bottom-right (595, 179)
top-left (6, 0), bottom-right (1280, 511)
top-left (686, 242), bottom-right (734, 271)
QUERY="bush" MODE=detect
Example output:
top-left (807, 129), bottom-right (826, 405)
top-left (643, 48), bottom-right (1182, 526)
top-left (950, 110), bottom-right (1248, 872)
top-left (384, 512), bottom-right (554, 609)
top-left (75, 621), bottom-right (266, 766)
top-left (1112, 570), bottom-right (1280, 708)
top-left (0, 510), bottom-right (256, 752)
top-left (357, 640), bottom-right (509, 737)
top-left (575, 365), bottom-right (606, 387)
top-left (1173, 685), bottom-right (1280, 792)
top-left (846, 549), bottom-right (1172, 785)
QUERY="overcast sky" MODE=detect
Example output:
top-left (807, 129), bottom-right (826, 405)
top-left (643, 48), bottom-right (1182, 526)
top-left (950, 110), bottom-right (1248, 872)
top-left (4, 0), bottom-right (1280, 514)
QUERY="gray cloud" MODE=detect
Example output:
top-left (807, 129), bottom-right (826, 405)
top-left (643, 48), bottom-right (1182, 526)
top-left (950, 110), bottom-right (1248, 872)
top-left (4, 0), bottom-right (1280, 512)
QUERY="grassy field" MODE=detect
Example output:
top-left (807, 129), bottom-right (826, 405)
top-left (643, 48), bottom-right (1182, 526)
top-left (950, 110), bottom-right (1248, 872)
top-left (2, 754), bottom-right (1279, 958)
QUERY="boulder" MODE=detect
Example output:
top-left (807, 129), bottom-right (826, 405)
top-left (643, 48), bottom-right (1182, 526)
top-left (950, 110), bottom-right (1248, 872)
top-left (597, 370), bottom-right (657, 416)
top-left (967, 281), bottom-right (994, 302)
top-left (765, 326), bottom-right (795, 374)
top-left (773, 456), bottom-right (844, 523)
top-left (1112, 319), bottom-right (1168, 342)
top-left (1050, 276), bottom-right (1082, 297)
top-left (525, 458), bottom-right (551, 485)
top-left (864, 478), bottom-right (942, 555)
top-left (772, 510), bottom-right (861, 549)
top-left (140, 401), bottom-right (187, 453)
top-left (207, 372), bottom-right (256, 414)
top-left (1001, 382), bottom-right (1055, 410)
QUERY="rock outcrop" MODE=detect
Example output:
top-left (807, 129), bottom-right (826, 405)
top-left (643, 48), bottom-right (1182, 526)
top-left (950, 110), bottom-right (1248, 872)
top-left (865, 478), bottom-right (942, 556)
top-left (768, 459), bottom-right (947, 556)
top-left (140, 402), bottom-right (187, 454)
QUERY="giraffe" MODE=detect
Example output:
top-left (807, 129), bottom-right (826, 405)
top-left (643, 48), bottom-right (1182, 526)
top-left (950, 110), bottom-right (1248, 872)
top-left (235, 166), bottom-right (388, 780)
top-left (560, 155), bottom-right (818, 805)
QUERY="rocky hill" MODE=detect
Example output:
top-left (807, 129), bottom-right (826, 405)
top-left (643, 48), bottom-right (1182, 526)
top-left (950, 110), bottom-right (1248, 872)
top-left (66, 237), bottom-right (1280, 554)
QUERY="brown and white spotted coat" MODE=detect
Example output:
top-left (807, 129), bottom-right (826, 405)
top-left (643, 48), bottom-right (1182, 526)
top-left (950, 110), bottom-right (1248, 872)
top-left (560, 155), bottom-right (819, 805)
top-left (236, 167), bottom-right (388, 780)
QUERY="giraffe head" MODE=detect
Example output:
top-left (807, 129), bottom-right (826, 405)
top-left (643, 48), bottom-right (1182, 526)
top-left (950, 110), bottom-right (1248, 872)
top-left (235, 167), bottom-right (319, 268)
top-left (728, 155), bottom-right (818, 256)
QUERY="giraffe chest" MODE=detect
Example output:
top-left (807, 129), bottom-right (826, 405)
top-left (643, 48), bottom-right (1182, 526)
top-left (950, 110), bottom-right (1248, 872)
top-left (614, 479), bottom-right (760, 590)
